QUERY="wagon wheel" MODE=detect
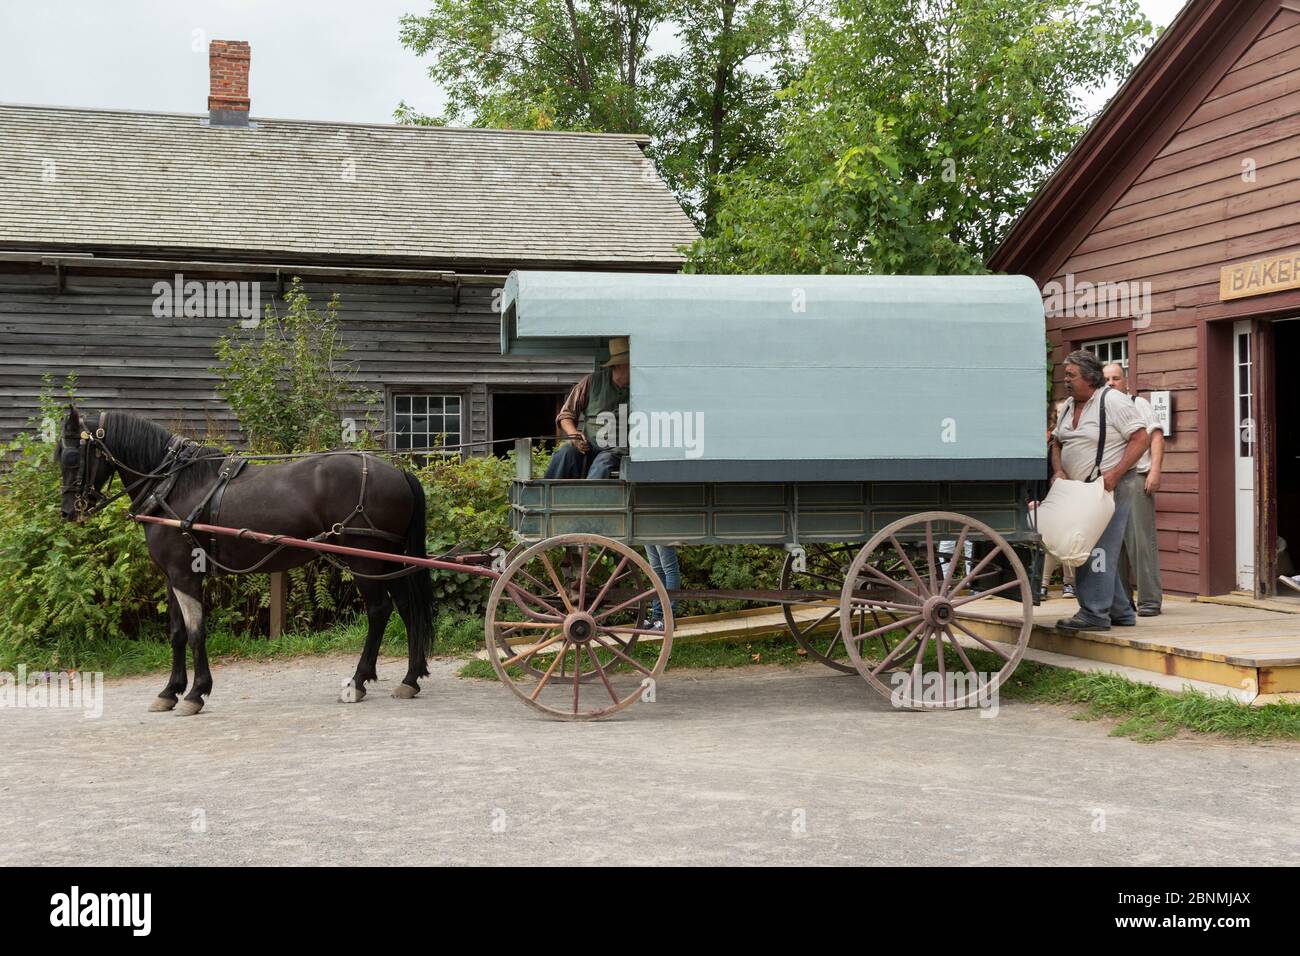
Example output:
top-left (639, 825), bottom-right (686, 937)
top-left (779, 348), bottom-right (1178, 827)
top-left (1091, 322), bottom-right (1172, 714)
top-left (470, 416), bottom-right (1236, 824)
top-left (781, 543), bottom-right (922, 673)
top-left (493, 541), bottom-right (651, 683)
top-left (781, 544), bottom-right (867, 673)
top-left (838, 511), bottom-right (1032, 710)
top-left (485, 533), bottom-right (672, 720)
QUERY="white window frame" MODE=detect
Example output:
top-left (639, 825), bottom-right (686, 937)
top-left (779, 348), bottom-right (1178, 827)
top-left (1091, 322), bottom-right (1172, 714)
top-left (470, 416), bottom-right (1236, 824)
top-left (391, 392), bottom-right (464, 456)
top-left (1083, 336), bottom-right (1129, 370)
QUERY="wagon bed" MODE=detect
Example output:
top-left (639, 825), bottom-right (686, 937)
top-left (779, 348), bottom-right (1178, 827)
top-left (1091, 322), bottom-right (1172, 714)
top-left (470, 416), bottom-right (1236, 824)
top-left (510, 475), bottom-right (1038, 547)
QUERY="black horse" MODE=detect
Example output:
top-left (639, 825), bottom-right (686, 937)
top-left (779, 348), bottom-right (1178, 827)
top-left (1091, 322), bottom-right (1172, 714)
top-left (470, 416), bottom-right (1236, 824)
top-left (56, 406), bottom-right (436, 715)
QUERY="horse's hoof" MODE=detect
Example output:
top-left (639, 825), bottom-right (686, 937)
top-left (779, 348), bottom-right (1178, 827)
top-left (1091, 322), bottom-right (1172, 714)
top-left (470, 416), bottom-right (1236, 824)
top-left (340, 683), bottom-right (366, 703)
top-left (148, 696), bottom-right (177, 713)
top-left (392, 683), bottom-right (419, 700)
top-left (175, 698), bottom-right (205, 717)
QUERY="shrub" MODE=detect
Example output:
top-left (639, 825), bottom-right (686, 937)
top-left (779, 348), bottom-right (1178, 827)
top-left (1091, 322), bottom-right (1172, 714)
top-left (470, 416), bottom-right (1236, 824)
top-left (0, 386), bottom-right (167, 664)
top-left (413, 451), bottom-right (516, 615)
top-left (213, 277), bottom-right (379, 453)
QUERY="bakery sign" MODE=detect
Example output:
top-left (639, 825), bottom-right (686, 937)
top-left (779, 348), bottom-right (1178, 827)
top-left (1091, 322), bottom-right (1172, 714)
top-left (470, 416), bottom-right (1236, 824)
top-left (1220, 250), bottom-right (1300, 300)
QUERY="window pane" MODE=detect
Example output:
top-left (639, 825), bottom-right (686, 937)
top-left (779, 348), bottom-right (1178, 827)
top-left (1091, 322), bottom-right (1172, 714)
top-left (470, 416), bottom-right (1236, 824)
top-left (392, 394), bottom-right (464, 453)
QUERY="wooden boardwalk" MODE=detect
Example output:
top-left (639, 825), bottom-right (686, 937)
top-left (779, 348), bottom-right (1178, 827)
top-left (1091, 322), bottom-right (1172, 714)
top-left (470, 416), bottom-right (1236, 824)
top-left (966, 594), bottom-right (1300, 703)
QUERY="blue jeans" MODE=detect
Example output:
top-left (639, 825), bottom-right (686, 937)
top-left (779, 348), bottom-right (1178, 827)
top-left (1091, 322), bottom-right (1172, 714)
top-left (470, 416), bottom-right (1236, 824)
top-left (1072, 470), bottom-right (1140, 626)
top-left (544, 441), bottom-right (621, 479)
top-left (645, 545), bottom-right (680, 621)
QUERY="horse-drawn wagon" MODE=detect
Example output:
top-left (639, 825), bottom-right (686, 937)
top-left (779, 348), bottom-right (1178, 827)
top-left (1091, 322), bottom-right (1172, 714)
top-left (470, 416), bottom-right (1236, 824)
top-left (486, 271), bottom-right (1047, 719)
top-left (59, 270), bottom-right (1047, 721)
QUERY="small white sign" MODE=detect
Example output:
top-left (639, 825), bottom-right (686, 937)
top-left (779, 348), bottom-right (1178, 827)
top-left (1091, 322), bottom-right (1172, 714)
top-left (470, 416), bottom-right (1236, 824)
top-left (1149, 390), bottom-right (1173, 437)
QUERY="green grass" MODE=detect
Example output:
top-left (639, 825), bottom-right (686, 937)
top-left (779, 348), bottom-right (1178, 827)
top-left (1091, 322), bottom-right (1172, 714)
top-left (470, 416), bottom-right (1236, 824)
top-left (992, 654), bottom-right (1300, 741)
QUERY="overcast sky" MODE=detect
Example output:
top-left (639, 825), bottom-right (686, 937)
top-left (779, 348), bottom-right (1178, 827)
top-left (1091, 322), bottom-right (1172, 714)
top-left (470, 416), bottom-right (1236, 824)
top-left (0, 0), bottom-right (1189, 125)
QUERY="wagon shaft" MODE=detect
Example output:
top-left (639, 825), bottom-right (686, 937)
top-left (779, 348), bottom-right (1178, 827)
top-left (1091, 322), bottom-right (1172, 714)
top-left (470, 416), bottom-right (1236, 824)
top-left (130, 513), bottom-right (500, 578)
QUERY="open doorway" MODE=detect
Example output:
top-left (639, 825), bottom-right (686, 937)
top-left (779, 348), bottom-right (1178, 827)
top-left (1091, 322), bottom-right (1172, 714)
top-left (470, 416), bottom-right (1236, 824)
top-left (1275, 319), bottom-right (1300, 599)
top-left (491, 391), bottom-right (566, 456)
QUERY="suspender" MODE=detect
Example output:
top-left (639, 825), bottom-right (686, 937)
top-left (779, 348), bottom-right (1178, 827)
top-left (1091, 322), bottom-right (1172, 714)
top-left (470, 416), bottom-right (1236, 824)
top-left (1087, 386), bottom-right (1112, 483)
top-left (1063, 386), bottom-right (1114, 484)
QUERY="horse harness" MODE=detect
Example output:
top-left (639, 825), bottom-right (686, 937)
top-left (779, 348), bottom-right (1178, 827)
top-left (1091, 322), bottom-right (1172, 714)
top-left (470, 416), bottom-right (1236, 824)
top-left (72, 411), bottom-right (418, 580)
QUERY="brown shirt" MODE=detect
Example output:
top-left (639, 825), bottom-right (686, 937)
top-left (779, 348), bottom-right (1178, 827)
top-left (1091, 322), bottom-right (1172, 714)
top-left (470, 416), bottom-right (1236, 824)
top-left (556, 374), bottom-right (592, 428)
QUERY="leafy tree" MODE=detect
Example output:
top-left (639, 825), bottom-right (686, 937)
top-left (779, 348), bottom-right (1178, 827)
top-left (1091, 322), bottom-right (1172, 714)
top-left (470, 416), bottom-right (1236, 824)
top-left (645, 0), bottom-right (806, 227)
top-left (686, 0), bottom-right (1156, 273)
top-left (397, 0), bottom-right (807, 230)
top-left (398, 0), bottom-right (665, 133)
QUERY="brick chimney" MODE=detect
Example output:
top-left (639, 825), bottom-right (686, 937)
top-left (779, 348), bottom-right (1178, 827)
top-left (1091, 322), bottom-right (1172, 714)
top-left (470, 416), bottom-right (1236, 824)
top-left (208, 40), bottom-right (250, 127)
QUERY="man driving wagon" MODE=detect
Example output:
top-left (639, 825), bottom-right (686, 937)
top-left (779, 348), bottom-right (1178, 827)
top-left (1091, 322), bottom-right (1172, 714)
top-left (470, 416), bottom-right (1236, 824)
top-left (542, 335), bottom-right (678, 630)
top-left (545, 335), bottom-right (630, 480)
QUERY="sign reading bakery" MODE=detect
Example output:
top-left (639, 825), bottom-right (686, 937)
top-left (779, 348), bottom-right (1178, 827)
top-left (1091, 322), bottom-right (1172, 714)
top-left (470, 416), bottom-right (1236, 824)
top-left (1220, 250), bottom-right (1300, 301)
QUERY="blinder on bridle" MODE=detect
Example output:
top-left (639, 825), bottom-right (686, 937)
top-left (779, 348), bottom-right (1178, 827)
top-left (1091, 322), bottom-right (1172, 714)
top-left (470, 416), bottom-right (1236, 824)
top-left (65, 407), bottom-right (113, 518)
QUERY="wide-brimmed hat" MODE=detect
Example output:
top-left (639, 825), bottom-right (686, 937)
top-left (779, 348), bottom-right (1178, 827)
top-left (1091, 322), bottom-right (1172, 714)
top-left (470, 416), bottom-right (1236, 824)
top-left (602, 336), bottom-right (630, 367)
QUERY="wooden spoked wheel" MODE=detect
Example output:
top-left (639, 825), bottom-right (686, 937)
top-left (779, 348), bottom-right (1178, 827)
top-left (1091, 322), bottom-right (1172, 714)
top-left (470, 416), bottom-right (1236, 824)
top-left (780, 543), bottom-right (875, 673)
top-left (781, 542), bottom-right (923, 674)
top-left (484, 534), bottom-right (673, 720)
top-left (838, 512), bottom-right (1032, 710)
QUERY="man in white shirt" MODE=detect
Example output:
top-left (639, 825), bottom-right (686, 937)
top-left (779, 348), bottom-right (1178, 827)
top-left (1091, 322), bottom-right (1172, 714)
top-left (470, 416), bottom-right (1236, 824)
top-left (1104, 363), bottom-right (1164, 616)
top-left (1051, 350), bottom-right (1150, 631)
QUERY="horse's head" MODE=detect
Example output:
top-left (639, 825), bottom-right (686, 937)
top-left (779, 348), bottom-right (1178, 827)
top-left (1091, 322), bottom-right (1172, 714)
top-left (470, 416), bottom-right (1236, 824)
top-left (55, 405), bottom-right (114, 522)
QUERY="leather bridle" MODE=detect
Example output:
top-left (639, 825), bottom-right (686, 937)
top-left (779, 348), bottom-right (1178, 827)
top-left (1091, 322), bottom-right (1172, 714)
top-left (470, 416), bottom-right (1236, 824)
top-left (64, 408), bottom-right (197, 519)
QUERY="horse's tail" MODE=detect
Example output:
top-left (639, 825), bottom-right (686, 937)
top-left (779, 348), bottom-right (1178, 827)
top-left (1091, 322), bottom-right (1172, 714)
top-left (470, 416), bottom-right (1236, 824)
top-left (393, 471), bottom-right (434, 677)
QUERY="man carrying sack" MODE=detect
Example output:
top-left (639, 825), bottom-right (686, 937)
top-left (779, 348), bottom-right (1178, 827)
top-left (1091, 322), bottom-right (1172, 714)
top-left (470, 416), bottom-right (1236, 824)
top-left (1049, 350), bottom-right (1150, 632)
top-left (545, 336), bottom-right (631, 480)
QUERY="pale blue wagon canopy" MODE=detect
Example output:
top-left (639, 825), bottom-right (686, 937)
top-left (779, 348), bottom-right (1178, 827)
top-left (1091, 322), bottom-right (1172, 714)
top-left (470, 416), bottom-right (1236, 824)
top-left (501, 271), bottom-right (1047, 482)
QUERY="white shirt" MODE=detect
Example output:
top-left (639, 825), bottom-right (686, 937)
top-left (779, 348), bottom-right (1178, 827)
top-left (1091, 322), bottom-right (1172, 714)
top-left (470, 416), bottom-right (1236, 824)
top-left (1132, 395), bottom-right (1163, 474)
top-left (1053, 387), bottom-right (1144, 481)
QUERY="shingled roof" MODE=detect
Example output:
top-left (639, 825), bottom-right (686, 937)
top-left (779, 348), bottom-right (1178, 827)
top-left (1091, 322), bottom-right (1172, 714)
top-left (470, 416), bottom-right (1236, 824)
top-left (0, 103), bottom-right (699, 269)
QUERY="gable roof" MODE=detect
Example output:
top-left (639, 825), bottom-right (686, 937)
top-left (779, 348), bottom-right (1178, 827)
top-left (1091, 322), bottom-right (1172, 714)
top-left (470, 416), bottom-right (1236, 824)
top-left (0, 103), bottom-right (700, 270)
top-left (988, 0), bottom-right (1279, 280)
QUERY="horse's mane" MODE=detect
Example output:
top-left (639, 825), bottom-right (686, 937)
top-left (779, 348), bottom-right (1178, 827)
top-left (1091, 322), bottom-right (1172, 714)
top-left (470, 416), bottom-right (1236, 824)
top-left (100, 411), bottom-right (227, 499)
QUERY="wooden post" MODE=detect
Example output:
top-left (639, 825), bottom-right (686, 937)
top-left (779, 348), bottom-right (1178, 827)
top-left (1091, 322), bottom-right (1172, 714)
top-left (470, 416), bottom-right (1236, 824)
top-left (269, 572), bottom-right (285, 639)
top-left (515, 437), bottom-right (533, 479)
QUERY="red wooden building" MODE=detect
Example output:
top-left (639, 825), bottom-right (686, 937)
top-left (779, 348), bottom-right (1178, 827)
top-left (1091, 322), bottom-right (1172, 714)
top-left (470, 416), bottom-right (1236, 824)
top-left (991, 0), bottom-right (1300, 599)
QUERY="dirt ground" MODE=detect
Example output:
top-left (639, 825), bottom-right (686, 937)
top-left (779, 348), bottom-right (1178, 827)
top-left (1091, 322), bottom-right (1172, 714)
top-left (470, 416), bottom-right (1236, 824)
top-left (2, 654), bottom-right (1296, 866)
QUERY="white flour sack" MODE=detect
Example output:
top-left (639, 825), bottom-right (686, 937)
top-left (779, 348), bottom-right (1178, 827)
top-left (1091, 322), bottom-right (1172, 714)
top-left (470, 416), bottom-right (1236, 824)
top-left (1033, 479), bottom-right (1115, 568)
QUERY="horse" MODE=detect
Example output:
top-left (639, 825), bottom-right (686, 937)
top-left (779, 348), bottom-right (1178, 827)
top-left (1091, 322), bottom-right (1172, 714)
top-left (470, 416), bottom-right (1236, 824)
top-left (55, 406), bottom-right (436, 716)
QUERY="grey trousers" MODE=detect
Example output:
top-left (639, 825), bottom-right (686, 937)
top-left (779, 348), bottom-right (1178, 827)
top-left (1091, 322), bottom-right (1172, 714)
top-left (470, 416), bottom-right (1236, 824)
top-left (1121, 473), bottom-right (1163, 612)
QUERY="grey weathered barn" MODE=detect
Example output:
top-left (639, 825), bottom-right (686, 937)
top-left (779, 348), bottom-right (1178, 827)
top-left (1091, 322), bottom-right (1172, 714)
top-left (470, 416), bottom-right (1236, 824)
top-left (0, 44), bottom-right (698, 450)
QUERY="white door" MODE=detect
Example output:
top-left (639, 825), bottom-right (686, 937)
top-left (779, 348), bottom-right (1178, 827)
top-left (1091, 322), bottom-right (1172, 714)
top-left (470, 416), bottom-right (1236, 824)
top-left (1234, 320), bottom-right (1255, 592)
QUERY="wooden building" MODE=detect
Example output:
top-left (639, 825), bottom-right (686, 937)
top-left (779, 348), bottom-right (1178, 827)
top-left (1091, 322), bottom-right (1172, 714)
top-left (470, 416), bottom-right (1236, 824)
top-left (990, 0), bottom-right (1300, 599)
top-left (0, 41), bottom-right (698, 454)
